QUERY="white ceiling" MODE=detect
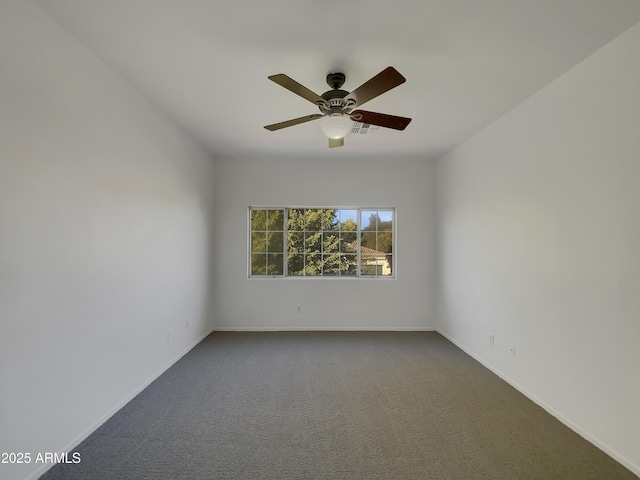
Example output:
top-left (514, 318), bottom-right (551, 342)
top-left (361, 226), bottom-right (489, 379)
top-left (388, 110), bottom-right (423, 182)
top-left (35, 0), bottom-right (640, 160)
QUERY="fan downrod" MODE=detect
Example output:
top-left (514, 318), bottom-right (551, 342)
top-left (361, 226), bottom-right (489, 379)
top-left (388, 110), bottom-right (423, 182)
top-left (326, 72), bottom-right (346, 90)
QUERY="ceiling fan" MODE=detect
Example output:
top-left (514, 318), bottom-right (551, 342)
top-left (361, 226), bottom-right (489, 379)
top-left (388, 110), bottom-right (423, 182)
top-left (264, 66), bottom-right (412, 148)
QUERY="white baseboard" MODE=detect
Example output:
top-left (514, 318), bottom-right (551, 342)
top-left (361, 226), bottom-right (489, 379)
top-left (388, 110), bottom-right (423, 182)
top-left (436, 329), bottom-right (640, 478)
top-left (212, 326), bottom-right (437, 332)
top-left (27, 327), bottom-right (216, 480)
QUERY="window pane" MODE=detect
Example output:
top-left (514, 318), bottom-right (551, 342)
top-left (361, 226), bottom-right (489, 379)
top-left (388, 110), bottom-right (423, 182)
top-left (361, 231), bottom-right (377, 250)
top-left (268, 209), bottom-right (284, 230)
top-left (322, 209), bottom-right (338, 230)
top-left (360, 263), bottom-right (377, 276)
top-left (267, 254), bottom-right (284, 275)
top-left (378, 210), bottom-right (393, 223)
top-left (377, 231), bottom-right (392, 253)
top-left (323, 232), bottom-right (339, 253)
top-left (304, 209), bottom-right (323, 230)
top-left (381, 254), bottom-right (392, 276)
top-left (251, 253), bottom-right (266, 275)
top-left (251, 209), bottom-right (267, 230)
top-left (288, 209), bottom-right (305, 230)
top-left (288, 231), bottom-right (304, 253)
top-left (305, 231), bottom-right (321, 252)
top-left (287, 254), bottom-right (304, 275)
top-left (377, 210), bottom-right (393, 259)
top-left (378, 210), bottom-right (393, 231)
top-left (361, 210), bottom-right (377, 231)
top-left (267, 231), bottom-right (284, 252)
top-left (341, 232), bottom-right (357, 253)
top-left (361, 246), bottom-right (377, 263)
top-left (305, 253), bottom-right (321, 275)
top-left (251, 232), bottom-right (266, 253)
top-left (338, 209), bottom-right (357, 228)
top-left (323, 253), bottom-right (340, 275)
top-left (341, 254), bottom-right (357, 276)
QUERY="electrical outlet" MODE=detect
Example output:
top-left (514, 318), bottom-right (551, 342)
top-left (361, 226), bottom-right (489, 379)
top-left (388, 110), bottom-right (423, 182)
top-left (489, 334), bottom-right (495, 346)
top-left (297, 305), bottom-right (301, 313)
top-left (509, 344), bottom-right (516, 357)
top-left (185, 320), bottom-right (190, 330)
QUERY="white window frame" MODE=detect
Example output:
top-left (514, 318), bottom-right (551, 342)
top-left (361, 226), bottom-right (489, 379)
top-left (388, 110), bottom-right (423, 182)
top-left (248, 207), bottom-right (396, 279)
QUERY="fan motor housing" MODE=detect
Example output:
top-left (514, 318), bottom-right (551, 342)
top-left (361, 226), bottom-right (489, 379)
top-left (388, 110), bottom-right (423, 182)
top-left (318, 72), bottom-right (353, 114)
top-left (321, 89), bottom-right (348, 101)
top-left (320, 88), bottom-right (350, 114)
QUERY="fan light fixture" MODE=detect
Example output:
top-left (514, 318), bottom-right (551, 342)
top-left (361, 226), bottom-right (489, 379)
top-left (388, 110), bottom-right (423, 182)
top-left (320, 113), bottom-right (352, 139)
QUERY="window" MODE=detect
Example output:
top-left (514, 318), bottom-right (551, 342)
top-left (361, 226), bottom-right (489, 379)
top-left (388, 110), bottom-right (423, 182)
top-left (249, 207), bottom-right (394, 278)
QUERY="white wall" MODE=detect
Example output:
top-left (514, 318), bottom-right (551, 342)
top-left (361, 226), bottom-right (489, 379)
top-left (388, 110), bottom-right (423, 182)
top-left (0, 2), bottom-right (217, 479)
top-left (436, 22), bottom-right (640, 475)
top-left (212, 154), bottom-right (437, 330)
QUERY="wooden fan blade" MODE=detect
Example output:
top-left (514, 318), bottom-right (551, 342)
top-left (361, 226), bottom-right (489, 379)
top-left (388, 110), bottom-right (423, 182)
top-left (350, 110), bottom-right (412, 131)
top-left (268, 74), bottom-right (329, 107)
top-left (264, 114), bottom-right (323, 131)
top-left (328, 137), bottom-right (344, 148)
top-left (342, 67), bottom-right (406, 108)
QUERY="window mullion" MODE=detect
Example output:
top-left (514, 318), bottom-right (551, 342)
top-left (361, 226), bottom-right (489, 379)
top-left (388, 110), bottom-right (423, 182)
top-left (284, 208), bottom-right (289, 276)
top-left (356, 209), bottom-right (361, 278)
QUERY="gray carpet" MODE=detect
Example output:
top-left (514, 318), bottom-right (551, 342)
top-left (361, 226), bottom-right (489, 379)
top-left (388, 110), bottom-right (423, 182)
top-left (40, 331), bottom-right (637, 479)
